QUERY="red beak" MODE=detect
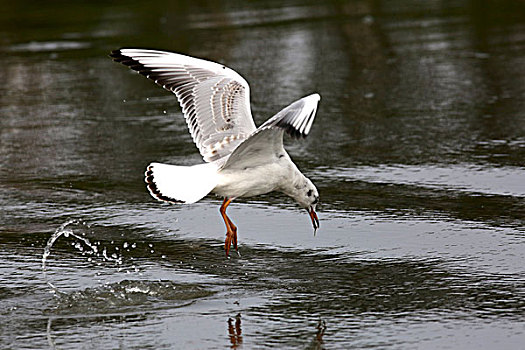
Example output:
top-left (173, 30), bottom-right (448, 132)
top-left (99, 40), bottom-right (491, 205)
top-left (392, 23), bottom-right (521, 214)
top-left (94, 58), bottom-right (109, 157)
top-left (307, 207), bottom-right (320, 234)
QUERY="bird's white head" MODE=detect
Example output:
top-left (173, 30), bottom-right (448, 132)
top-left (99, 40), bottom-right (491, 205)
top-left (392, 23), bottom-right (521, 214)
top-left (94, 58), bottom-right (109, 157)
top-left (288, 176), bottom-right (320, 232)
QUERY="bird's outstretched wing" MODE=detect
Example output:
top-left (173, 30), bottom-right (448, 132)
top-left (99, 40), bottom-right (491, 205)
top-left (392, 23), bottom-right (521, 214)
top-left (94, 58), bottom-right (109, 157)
top-left (111, 48), bottom-right (257, 162)
top-left (221, 94), bottom-right (320, 170)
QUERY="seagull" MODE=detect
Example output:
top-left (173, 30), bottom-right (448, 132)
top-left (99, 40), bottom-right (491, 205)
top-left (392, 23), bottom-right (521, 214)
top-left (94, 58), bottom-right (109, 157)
top-left (110, 48), bottom-right (320, 256)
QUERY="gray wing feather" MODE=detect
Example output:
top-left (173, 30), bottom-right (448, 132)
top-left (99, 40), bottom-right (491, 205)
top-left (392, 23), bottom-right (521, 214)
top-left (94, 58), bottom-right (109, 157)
top-left (111, 48), bottom-right (256, 162)
top-left (222, 94), bottom-right (320, 170)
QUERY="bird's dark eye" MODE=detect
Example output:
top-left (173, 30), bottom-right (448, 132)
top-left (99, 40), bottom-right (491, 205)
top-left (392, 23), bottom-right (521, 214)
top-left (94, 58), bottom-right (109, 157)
top-left (307, 189), bottom-right (313, 197)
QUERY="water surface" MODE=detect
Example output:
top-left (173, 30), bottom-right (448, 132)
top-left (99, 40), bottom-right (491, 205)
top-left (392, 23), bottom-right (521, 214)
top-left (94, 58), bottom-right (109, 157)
top-left (1, 0), bottom-right (524, 349)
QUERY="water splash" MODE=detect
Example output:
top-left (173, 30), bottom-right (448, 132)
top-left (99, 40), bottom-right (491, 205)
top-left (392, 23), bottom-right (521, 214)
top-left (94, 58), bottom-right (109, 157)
top-left (42, 220), bottom-right (149, 295)
top-left (46, 318), bottom-right (57, 350)
top-left (42, 219), bottom-right (99, 293)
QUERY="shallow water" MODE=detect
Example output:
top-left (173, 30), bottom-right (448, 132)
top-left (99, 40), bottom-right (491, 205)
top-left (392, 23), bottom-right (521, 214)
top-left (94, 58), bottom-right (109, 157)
top-left (1, 0), bottom-right (524, 349)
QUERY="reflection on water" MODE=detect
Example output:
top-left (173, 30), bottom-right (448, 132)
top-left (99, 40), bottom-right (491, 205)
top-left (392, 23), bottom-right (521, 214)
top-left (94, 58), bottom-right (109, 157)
top-left (1, 0), bottom-right (525, 349)
top-left (228, 313), bottom-right (243, 349)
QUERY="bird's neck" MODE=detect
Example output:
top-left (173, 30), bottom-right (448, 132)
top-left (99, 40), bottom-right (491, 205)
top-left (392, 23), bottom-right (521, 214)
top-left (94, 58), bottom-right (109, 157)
top-left (280, 163), bottom-right (308, 199)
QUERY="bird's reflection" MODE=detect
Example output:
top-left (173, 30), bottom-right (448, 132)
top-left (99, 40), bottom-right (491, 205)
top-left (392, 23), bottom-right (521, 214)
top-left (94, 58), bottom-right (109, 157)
top-left (305, 319), bottom-right (327, 350)
top-left (316, 319), bottom-right (326, 343)
top-left (228, 313), bottom-right (243, 348)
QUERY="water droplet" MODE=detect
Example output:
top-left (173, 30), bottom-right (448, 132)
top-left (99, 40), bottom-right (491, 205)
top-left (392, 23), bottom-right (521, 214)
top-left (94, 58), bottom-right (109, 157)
top-left (362, 15), bottom-right (374, 24)
top-left (163, 110), bottom-right (167, 114)
top-left (123, 242), bottom-right (129, 249)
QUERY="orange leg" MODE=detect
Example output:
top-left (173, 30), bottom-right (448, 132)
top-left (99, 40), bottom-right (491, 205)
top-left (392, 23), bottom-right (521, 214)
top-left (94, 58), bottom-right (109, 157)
top-left (226, 215), bottom-right (238, 251)
top-left (220, 198), bottom-right (238, 256)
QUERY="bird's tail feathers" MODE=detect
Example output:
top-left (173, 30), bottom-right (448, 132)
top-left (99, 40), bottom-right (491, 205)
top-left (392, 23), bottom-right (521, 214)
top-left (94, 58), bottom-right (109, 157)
top-left (145, 162), bottom-right (218, 204)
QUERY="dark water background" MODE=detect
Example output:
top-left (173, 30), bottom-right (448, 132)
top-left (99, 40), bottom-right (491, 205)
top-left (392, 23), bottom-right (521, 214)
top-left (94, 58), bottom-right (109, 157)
top-left (1, 0), bottom-right (524, 349)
